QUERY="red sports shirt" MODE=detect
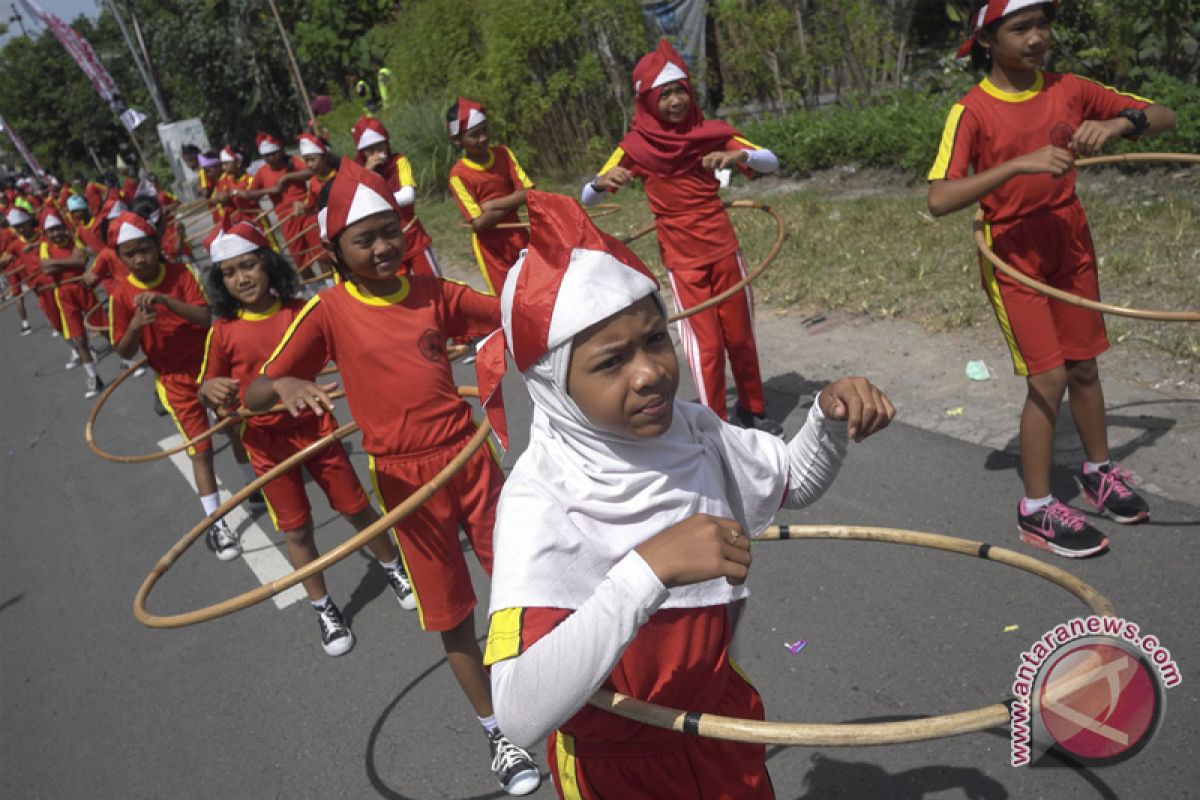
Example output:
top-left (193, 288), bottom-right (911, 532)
top-left (261, 277), bottom-right (500, 456)
top-left (90, 248), bottom-right (128, 283)
top-left (201, 297), bottom-right (311, 431)
top-left (448, 146), bottom-right (534, 228)
top-left (596, 136), bottom-right (762, 270)
top-left (109, 261), bottom-right (209, 376)
top-left (928, 71), bottom-right (1151, 224)
top-left (250, 156), bottom-right (310, 216)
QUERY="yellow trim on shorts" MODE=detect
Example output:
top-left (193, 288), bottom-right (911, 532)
top-left (483, 607), bottom-right (524, 666)
top-left (980, 222), bottom-right (1030, 377)
top-left (554, 731), bottom-right (583, 800)
top-left (156, 376), bottom-right (199, 456)
top-left (368, 454), bottom-right (427, 630)
top-left (52, 287), bottom-right (70, 338)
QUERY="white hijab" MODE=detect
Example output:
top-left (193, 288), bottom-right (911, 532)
top-left (488, 297), bottom-right (791, 613)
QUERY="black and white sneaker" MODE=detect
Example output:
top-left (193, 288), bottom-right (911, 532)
top-left (487, 730), bottom-right (541, 796)
top-left (316, 602), bottom-right (355, 656)
top-left (733, 404), bottom-right (784, 437)
top-left (84, 374), bottom-right (104, 399)
top-left (246, 491), bottom-right (268, 513)
top-left (384, 565), bottom-right (417, 611)
top-left (206, 522), bottom-right (242, 561)
top-left (1076, 463), bottom-right (1150, 524)
top-left (19, 321), bottom-right (32, 336)
top-left (65, 350), bottom-right (81, 370)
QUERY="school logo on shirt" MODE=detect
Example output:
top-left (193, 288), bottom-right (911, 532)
top-left (1050, 122), bottom-right (1074, 149)
top-left (418, 328), bottom-right (445, 363)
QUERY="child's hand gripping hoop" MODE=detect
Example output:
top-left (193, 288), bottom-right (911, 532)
top-left (974, 152), bottom-right (1200, 323)
top-left (619, 199), bottom-right (788, 323)
top-left (131, 386), bottom-right (489, 628)
top-left (591, 524), bottom-right (1114, 747)
top-left (84, 358), bottom-right (348, 464)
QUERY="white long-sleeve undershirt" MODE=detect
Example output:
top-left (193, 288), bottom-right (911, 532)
top-left (393, 185), bottom-right (415, 207)
top-left (491, 399), bottom-right (847, 748)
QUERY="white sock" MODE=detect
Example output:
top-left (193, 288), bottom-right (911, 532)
top-left (239, 461), bottom-right (256, 484)
top-left (1022, 495), bottom-right (1054, 513)
top-left (311, 595), bottom-right (331, 610)
top-left (83, 362), bottom-right (97, 378)
top-left (121, 358), bottom-right (135, 369)
top-left (1084, 460), bottom-right (1110, 475)
top-left (379, 557), bottom-right (400, 572)
top-left (200, 491), bottom-right (221, 516)
top-left (478, 714), bottom-right (498, 735)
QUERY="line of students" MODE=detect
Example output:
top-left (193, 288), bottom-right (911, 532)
top-left (3, 10), bottom-right (1179, 794)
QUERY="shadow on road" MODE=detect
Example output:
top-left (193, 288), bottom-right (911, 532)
top-left (0, 591), bottom-right (26, 613)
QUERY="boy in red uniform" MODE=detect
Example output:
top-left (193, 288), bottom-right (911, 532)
top-left (210, 146), bottom-right (262, 227)
top-left (583, 39), bottom-right (783, 435)
top-left (199, 221), bottom-right (417, 655)
top-left (39, 211), bottom-right (104, 396)
top-left (2, 206), bottom-right (36, 336)
top-left (351, 116), bottom-right (440, 277)
top-left (446, 99), bottom-right (534, 295)
top-left (246, 159), bottom-right (540, 796)
top-left (927, 0), bottom-right (1175, 557)
top-left (108, 212), bottom-right (260, 560)
top-left (478, 192), bottom-right (892, 799)
top-left (239, 132), bottom-right (322, 277)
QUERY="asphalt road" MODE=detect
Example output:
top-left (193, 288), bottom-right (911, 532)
top-left (2, 302), bottom-right (1197, 799)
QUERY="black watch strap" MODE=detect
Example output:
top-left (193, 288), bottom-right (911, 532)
top-left (1118, 107), bottom-right (1149, 137)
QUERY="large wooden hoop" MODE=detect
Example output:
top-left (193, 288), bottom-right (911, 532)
top-left (974, 152), bottom-right (1200, 323)
top-left (132, 387), bottom-right (488, 628)
top-left (83, 299), bottom-right (107, 334)
top-left (590, 523), bottom-right (1114, 747)
top-left (459, 203), bottom-right (621, 231)
top-left (617, 200), bottom-right (787, 322)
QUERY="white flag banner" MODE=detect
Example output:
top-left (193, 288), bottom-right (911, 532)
top-left (17, 0), bottom-right (147, 130)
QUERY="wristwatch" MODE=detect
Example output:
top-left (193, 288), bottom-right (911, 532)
top-left (1118, 108), bottom-right (1149, 138)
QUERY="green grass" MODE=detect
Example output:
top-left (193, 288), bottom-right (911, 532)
top-left (412, 168), bottom-right (1200, 364)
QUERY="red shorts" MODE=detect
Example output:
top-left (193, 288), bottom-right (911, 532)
top-left (240, 414), bottom-right (369, 531)
top-left (548, 666), bottom-right (772, 799)
top-left (52, 281), bottom-right (98, 339)
top-left (34, 285), bottom-right (58, 330)
top-left (368, 429), bottom-right (501, 631)
top-left (156, 371), bottom-right (212, 455)
top-left (981, 200), bottom-right (1108, 376)
top-left (401, 246), bottom-right (443, 278)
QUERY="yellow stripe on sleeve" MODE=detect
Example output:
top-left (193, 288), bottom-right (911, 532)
top-left (598, 146), bottom-right (625, 176)
top-left (395, 155), bottom-right (416, 188)
top-left (504, 146), bottom-right (534, 189)
top-left (260, 294), bottom-right (322, 374)
top-left (450, 176), bottom-right (483, 220)
top-left (731, 135), bottom-right (761, 150)
top-left (483, 607), bottom-right (524, 666)
top-left (1076, 75), bottom-right (1153, 105)
top-left (197, 327), bottom-right (216, 384)
top-left (928, 103), bottom-right (967, 182)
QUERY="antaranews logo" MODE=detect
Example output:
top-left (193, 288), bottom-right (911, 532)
top-left (1010, 615), bottom-right (1180, 766)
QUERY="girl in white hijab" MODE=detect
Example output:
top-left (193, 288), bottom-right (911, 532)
top-left (476, 191), bottom-right (894, 798)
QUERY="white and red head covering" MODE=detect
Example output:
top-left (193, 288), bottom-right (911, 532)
top-left (956, 0), bottom-right (1059, 58)
top-left (482, 189), bottom-right (791, 615)
top-left (6, 206), bottom-right (33, 226)
top-left (219, 145), bottom-right (241, 164)
top-left (317, 157), bottom-right (402, 243)
top-left (297, 133), bottom-right (327, 157)
top-left (41, 211), bottom-right (65, 231)
top-left (107, 211), bottom-right (157, 248)
top-left (447, 97), bottom-right (486, 138)
top-left (620, 39), bottom-right (742, 177)
top-left (256, 131), bottom-right (283, 156)
top-left (350, 115), bottom-right (390, 152)
top-left (102, 198), bottom-right (127, 220)
top-left (209, 219), bottom-right (271, 263)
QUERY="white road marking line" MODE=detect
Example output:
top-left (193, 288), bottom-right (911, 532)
top-left (158, 434), bottom-right (306, 609)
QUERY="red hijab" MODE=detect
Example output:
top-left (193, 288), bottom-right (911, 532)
top-left (618, 40), bottom-right (740, 177)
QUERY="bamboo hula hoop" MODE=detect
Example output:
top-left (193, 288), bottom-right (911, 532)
top-left (83, 299), bottom-right (107, 334)
top-left (591, 523), bottom-right (1114, 747)
top-left (84, 357), bottom-right (348, 464)
top-left (459, 202), bottom-right (621, 230)
top-left (133, 387), bottom-right (489, 628)
top-left (614, 199), bottom-right (787, 323)
top-left (974, 153), bottom-right (1200, 323)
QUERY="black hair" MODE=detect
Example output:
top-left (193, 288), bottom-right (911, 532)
top-left (968, 1), bottom-right (1056, 71)
top-left (314, 179), bottom-right (351, 281)
top-left (206, 247), bottom-right (301, 320)
top-left (130, 195), bottom-right (162, 222)
top-left (369, 54), bottom-right (383, 67)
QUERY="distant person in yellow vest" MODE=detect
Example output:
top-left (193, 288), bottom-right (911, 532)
top-left (370, 55), bottom-right (393, 112)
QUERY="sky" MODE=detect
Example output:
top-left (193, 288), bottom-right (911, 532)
top-left (3, 0), bottom-right (99, 42)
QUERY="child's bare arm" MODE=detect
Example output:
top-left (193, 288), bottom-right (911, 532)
top-left (1073, 104), bottom-right (1176, 155)
top-left (927, 146), bottom-right (1074, 217)
top-left (471, 189), bottom-right (527, 232)
top-left (138, 291), bottom-right (210, 328)
top-left (198, 377), bottom-right (239, 410)
top-left (245, 375), bottom-right (339, 417)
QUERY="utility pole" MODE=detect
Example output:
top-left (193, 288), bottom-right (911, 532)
top-left (103, 0), bottom-right (170, 123)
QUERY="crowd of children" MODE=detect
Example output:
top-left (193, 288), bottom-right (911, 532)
top-left (0, 6), bottom-right (1179, 795)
